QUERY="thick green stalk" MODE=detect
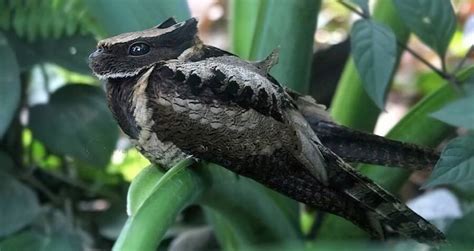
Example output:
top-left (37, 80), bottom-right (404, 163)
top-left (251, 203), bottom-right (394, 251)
top-left (229, 0), bottom-right (262, 59)
top-left (330, 0), bottom-right (410, 130)
top-left (113, 159), bottom-right (201, 251)
top-left (250, 0), bottom-right (321, 93)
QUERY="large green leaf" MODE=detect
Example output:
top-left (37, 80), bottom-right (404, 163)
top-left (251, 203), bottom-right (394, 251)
top-left (29, 84), bottom-right (118, 167)
top-left (0, 32), bottom-right (21, 139)
top-left (0, 231), bottom-right (46, 251)
top-left (423, 134), bottom-right (474, 190)
top-left (83, 0), bottom-right (189, 36)
top-left (393, 0), bottom-right (456, 58)
top-left (250, 0), bottom-right (320, 93)
top-left (431, 94), bottom-right (474, 130)
top-left (350, 19), bottom-right (397, 109)
top-left (446, 210), bottom-right (474, 246)
top-left (331, 0), bottom-right (409, 130)
top-left (0, 171), bottom-right (41, 237)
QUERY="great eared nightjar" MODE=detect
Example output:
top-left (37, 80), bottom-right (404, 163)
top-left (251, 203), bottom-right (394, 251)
top-left (89, 17), bottom-right (445, 243)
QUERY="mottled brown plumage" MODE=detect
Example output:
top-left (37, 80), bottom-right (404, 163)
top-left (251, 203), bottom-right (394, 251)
top-left (89, 17), bottom-right (445, 244)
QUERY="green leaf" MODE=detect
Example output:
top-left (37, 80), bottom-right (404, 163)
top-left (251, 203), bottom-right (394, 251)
top-left (32, 209), bottom-right (84, 251)
top-left (350, 19), bottom-right (397, 109)
top-left (0, 151), bottom-right (15, 172)
top-left (0, 172), bottom-right (41, 237)
top-left (83, 0), bottom-right (189, 36)
top-left (393, 0), bottom-right (456, 58)
top-left (446, 210), bottom-right (474, 246)
top-left (330, 0), bottom-right (409, 130)
top-left (350, 0), bottom-right (370, 16)
top-left (97, 203), bottom-right (128, 240)
top-left (0, 32), bottom-right (21, 139)
top-left (423, 134), bottom-right (474, 190)
top-left (29, 84), bottom-right (118, 167)
top-left (250, 0), bottom-right (321, 93)
top-left (431, 94), bottom-right (474, 130)
top-left (0, 231), bottom-right (46, 251)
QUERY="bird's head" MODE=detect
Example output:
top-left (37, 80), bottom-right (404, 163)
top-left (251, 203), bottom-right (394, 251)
top-left (89, 17), bottom-right (200, 80)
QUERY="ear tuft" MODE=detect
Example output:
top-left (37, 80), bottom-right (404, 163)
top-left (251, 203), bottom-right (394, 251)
top-left (157, 17), bottom-right (178, 29)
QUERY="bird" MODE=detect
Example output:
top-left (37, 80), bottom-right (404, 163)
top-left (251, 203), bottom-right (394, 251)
top-left (88, 17), bottom-right (445, 243)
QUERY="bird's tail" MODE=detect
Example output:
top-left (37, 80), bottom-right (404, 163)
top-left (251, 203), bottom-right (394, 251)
top-left (318, 145), bottom-right (446, 244)
top-left (314, 121), bottom-right (439, 169)
top-left (288, 90), bottom-right (440, 169)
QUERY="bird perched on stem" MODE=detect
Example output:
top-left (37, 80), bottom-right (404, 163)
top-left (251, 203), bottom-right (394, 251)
top-left (89, 17), bottom-right (445, 244)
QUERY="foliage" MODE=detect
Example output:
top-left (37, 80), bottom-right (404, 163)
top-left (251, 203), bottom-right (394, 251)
top-left (0, 0), bottom-right (473, 250)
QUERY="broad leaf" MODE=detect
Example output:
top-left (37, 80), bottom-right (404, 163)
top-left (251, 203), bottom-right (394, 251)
top-left (351, 19), bottom-right (397, 109)
top-left (393, 0), bottom-right (456, 58)
top-left (446, 211), bottom-right (474, 246)
top-left (431, 94), bottom-right (474, 130)
top-left (83, 0), bottom-right (190, 36)
top-left (0, 231), bottom-right (46, 251)
top-left (0, 32), bottom-right (21, 139)
top-left (423, 135), bottom-right (474, 190)
top-left (29, 84), bottom-right (118, 167)
top-left (0, 172), bottom-right (41, 237)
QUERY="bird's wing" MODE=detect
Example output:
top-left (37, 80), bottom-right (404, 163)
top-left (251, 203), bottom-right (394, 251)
top-left (147, 55), bottom-right (329, 183)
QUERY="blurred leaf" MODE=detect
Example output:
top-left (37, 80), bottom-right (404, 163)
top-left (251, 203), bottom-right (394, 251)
top-left (350, 0), bottom-right (370, 16)
top-left (97, 203), bottom-right (128, 240)
top-left (0, 0), bottom-right (93, 41)
top-left (0, 231), bottom-right (46, 251)
top-left (423, 134), bottom-right (474, 191)
top-left (83, 0), bottom-right (189, 36)
top-left (229, 0), bottom-right (263, 59)
top-left (446, 211), bottom-right (474, 246)
top-left (250, 0), bottom-right (320, 93)
top-left (431, 94), bottom-right (474, 130)
top-left (5, 32), bottom-right (96, 74)
top-left (393, 0), bottom-right (456, 58)
top-left (0, 172), bottom-right (41, 237)
top-left (31, 208), bottom-right (84, 251)
top-left (0, 151), bottom-right (14, 172)
top-left (0, 32), bottom-right (21, 139)
top-left (29, 84), bottom-right (118, 167)
top-left (350, 19), bottom-right (397, 109)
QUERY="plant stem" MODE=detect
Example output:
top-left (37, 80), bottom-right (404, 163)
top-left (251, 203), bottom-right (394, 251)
top-left (113, 159), bottom-right (202, 251)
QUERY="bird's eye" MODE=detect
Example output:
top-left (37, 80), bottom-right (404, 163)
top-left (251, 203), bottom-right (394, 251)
top-left (128, 42), bottom-right (150, 56)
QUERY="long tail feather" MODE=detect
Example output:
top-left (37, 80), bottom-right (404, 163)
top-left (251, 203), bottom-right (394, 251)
top-left (318, 145), bottom-right (446, 243)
